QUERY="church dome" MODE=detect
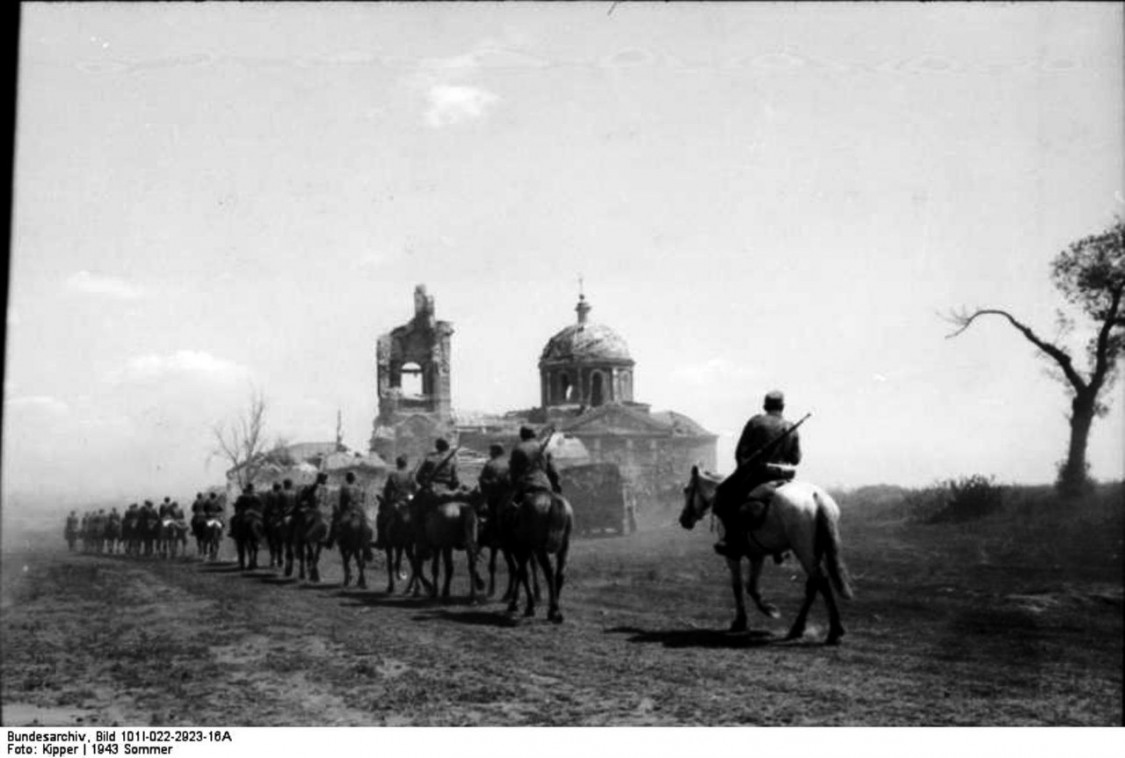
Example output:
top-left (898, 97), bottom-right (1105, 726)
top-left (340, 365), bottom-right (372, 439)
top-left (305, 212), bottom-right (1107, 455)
top-left (539, 295), bottom-right (633, 364)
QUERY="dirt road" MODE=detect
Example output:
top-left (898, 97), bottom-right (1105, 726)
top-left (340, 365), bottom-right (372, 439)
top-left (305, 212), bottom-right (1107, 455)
top-left (2, 503), bottom-right (1121, 726)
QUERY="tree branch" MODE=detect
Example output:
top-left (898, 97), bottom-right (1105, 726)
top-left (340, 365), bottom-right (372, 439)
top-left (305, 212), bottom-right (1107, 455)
top-left (1091, 284), bottom-right (1124, 391)
top-left (945, 308), bottom-right (1088, 391)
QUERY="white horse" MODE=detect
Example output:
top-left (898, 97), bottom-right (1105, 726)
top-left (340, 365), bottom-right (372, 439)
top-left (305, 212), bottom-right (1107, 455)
top-left (679, 466), bottom-right (854, 645)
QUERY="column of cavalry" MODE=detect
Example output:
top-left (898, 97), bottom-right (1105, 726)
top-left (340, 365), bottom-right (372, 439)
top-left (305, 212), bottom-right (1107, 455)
top-left (63, 497), bottom-right (197, 559)
top-left (62, 394), bottom-right (854, 643)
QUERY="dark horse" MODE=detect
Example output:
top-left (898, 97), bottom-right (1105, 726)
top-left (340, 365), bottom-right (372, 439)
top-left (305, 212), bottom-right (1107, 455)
top-left (506, 489), bottom-right (573, 623)
top-left (285, 505), bottom-right (328, 582)
top-left (477, 487), bottom-right (539, 604)
top-left (230, 510), bottom-right (264, 570)
top-left (379, 496), bottom-right (425, 595)
top-left (411, 495), bottom-right (485, 603)
top-left (193, 515), bottom-right (223, 561)
top-left (336, 510), bottom-right (374, 589)
top-left (138, 510), bottom-right (162, 557)
top-left (159, 518), bottom-right (189, 559)
top-left (264, 506), bottom-right (288, 569)
top-left (679, 465), bottom-right (853, 645)
top-left (64, 515), bottom-right (79, 552)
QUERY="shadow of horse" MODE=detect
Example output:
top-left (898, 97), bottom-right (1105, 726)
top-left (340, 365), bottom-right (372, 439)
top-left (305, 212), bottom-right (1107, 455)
top-left (410, 608), bottom-right (521, 628)
top-left (199, 564), bottom-right (244, 574)
top-left (257, 575), bottom-right (298, 586)
top-left (605, 625), bottom-right (775, 649)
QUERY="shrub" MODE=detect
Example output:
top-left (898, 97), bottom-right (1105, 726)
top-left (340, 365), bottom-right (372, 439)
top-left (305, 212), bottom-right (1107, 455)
top-left (926, 475), bottom-right (1004, 524)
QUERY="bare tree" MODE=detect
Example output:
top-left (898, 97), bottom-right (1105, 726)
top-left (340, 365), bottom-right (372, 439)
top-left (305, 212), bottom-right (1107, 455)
top-left (212, 388), bottom-right (269, 490)
top-left (946, 218), bottom-right (1124, 494)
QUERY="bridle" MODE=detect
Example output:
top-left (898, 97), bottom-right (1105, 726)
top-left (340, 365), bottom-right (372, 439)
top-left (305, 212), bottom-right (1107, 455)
top-left (682, 469), bottom-right (712, 528)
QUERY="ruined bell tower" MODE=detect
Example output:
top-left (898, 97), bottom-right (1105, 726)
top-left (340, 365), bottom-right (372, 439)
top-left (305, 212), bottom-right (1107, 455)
top-left (369, 285), bottom-right (455, 461)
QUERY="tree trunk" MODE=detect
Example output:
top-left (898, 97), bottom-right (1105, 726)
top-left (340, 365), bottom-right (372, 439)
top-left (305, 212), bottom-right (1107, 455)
top-left (1059, 393), bottom-right (1096, 495)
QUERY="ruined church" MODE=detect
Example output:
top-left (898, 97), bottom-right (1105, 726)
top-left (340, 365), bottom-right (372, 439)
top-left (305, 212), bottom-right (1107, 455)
top-left (369, 285), bottom-right (717, 522)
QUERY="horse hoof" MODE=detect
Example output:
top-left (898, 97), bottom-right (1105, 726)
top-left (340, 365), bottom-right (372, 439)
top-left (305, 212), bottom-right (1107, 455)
top-left (762, 604), bottom-right (781, 620)
top-left (523, 607), bottom-right (535, 618)
top-left (785, 628), bottom-right (805, 641)
top-left (826, 628), bottom-right (845, 646)
top-left (729, 619), bottom-right (748, 633)
top-left (548, 611), bottom-right (564, 624)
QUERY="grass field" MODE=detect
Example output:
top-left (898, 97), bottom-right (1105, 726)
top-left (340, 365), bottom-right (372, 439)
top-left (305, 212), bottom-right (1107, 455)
top-left (1, 481), bottom-right (1121, 726)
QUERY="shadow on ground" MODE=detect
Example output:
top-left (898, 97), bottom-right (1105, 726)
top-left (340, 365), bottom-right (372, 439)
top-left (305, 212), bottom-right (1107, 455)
top-left (606, 625), bottom-right (775, 649)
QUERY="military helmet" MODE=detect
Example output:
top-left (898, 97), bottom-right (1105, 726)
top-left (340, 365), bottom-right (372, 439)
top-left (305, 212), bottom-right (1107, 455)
top-left (764, 390), bottom-right (785, 411)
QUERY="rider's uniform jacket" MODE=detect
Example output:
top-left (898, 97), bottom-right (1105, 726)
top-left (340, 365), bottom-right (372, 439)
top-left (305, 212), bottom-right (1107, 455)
top-left (734, 412), bottom-right (801, 470)
top-left (337, 483), bottom-right (365, 519)
top-left (478, 457), bottom-right (510, 498)
top-left (382, 469), bottom-right (416, 509)
top-left (416, 451), bottom-right (460, 494)
top-left (508, 439), bottom-right (560, 494)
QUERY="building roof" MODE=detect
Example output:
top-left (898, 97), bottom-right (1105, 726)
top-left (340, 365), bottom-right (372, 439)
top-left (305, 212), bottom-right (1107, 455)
top-left (558, 403), bottom-right (715, 439)
top-left (540, 295), bottom-right (632, 364)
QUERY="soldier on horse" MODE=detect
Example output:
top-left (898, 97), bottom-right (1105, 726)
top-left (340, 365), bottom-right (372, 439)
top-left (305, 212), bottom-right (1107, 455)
top-left (509, 425), bottom-right (562, 502)
top-left (376, 455), bottom-right (416, 550)
top-left (713, 390), bottom-right (805, 560)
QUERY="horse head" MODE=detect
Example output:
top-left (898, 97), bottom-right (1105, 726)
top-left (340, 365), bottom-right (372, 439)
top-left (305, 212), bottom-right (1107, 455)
top-left (679, 465), bottom-right (718, 530)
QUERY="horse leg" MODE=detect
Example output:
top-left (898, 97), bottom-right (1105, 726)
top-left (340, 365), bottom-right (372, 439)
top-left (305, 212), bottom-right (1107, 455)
top-left (785, 571), bottom-right (822, 641)
top-left (385, 547), bottom-right (396, 593)
top-left (821, 573), bottom-right (845, 645)
top-left (487, 546), bottom-right (498, 598)
top-left (531, 558), bottom-right (541, 603)
top-left (746, 555), bottom-right (780, 619)
top-left (727, 557), bottom-right (749, 632)
top-left (357, 548), bottom-right (367, 590)
top-left (537, 550), bottom-right (562, 624)
top-left (310, 544), bottom-right (321, 583)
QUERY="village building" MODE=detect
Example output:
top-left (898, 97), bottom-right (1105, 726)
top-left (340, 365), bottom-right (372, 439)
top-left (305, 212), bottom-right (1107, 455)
top-left (370, 285), bottom-right (717, 526)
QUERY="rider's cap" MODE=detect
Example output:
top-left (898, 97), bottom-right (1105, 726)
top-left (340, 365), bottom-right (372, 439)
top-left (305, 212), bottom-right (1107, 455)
top-left (764, 390), bottom-right (785, 410)
top-left (489, 443), bottom-right (504, 456)
top-left (519, 426), bottom-right (536, 440)
top-left (435, 438), bottom-right (450, 452)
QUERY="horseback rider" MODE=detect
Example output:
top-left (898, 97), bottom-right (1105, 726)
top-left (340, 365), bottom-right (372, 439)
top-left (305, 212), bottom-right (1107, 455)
top-left (414, 438), bottom-right (466, 511)
top-left (191, 492), bottom-right (205, 517)
top-left (508, 426), bottom-right (562, 503)
top-left (713, 390), bottom-right (802, 559)
top-left (279, 478), bottom-right (298, 518)
top-left (233, 483), bottom-right (262, 518)
top-left (202, 492), bottom-right (224, 528)
top-left (478, 443), bottom-right (510, 541)
top-left (168, 501), bottom-right (184, 522)
top-left (159, 497), bottom-right (174, 519)
top-left (326, 471), bottom-right (374, 560)
top-left (376, 455), bottom-right (416, 549)
top-left (263, 482), bottom-right (283, 522)
top-left (299, 473), bottom-right (330, 514)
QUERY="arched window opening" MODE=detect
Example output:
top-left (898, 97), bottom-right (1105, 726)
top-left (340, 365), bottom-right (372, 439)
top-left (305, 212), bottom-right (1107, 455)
top-left (401, 362), bottom-right (424, 397)
top-left (560, 373), bottom-right (574, 403)
top-left (591, 372), bottom-right (605, 407)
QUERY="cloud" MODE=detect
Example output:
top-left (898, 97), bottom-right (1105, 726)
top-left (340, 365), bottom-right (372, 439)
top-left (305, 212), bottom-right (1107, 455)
top-left (4, 395), bottom-right (70, 415)
top-left (424, 84), bottom-right (500, 128)
top-left (107, 350), bottom-right (249, 385)
top-left (65, 271), bottom-right (146, 300)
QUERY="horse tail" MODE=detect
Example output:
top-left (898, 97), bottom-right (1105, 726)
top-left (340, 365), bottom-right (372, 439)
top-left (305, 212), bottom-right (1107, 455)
top-left (545, 495), bottom-right (570, 554)
top-left (814, 492), bottom-right (854, 600)
top-left (460, 503), bottom-right (478, 550)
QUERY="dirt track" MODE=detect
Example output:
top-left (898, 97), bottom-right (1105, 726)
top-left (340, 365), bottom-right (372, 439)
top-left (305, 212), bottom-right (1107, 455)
top-left (2, 502), bottom-right (1122, 727)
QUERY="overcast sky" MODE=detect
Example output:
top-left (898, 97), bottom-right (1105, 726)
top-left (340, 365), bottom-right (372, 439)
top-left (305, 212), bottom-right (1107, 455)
top-left (4, 2), bottom-right (1123, 508)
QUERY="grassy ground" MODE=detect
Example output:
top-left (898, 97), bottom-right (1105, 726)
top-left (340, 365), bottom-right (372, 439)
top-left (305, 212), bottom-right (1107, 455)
top-left (1, 482), bottom-right (1121, 726)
